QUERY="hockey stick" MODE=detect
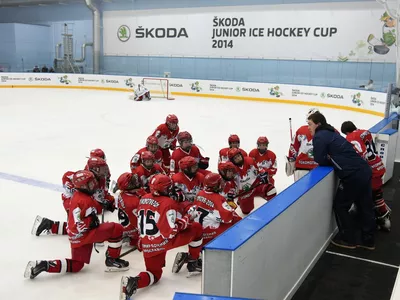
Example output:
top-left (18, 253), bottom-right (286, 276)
top-left (118, 246), bottom-right (137, 259)
top-left (233, 182), bottom-right (264, 199)
top-left (289, 118), bottom-right (293, 141)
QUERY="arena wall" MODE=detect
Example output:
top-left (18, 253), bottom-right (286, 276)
top-left (0, 73), bottom-right (387, 116)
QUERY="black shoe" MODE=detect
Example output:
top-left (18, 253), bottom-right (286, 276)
top-left (24, 260), bottom-right (49, 279)
top-left (357, 239), bottom-right (375, 250)
top-left (331, 236), bottom-right (356, 249)
top-left (105, 257), bottom-right (129, 272)
top-left (120, 276), bottom-right (139, 300)
top-left (31, 216), bottom-right (54, 236)
top-left (172, 252), bottom-right (189, 273)
top-left (187, 258), bottom-right (202, 274)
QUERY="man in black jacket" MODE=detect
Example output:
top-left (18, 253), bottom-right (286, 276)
top-left (308, 112), bottom-right (375, 250)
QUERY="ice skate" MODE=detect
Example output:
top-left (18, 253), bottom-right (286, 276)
top-left (186, 258), bottom-right (202, 278)
top-left (120, 276), bottom-right (139, 300)
top-left (172, 252), bottom-right (188, 273)
top-left (24, 260), bottom-right (49, 279)
top-left (105, 257), bottom-right (129, 272)
top-left (31, 215), bottom-right (54, 236)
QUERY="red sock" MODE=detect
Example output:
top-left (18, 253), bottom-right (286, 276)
top-left (138, 271), bottom-right (158, 288)
top-left (51, 222), bottom-right (68, 235)
top-left (47, 259), bottom-right (84, 273)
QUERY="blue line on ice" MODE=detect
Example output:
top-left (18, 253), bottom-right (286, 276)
top-left (0, 172), bottom-right (63, 192)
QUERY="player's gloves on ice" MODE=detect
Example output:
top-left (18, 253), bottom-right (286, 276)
top-left (258, 170), bottom-right (269, 184)
top-left (198, 157), bottom-right (210, 170)
top-left (89, 212), bottom-right (100, 229)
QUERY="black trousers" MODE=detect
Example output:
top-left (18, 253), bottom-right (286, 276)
top-left (333, 170), bottom-right (375, 243)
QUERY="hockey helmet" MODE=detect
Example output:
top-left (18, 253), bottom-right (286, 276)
top-left (204, 173), bottom-right (224, 193)
top-left (146, 136), bottom-right (159, 153)
top-left (166, 114), bottom-right (179, 130)
top-left (228, 134), bottom-right (240, 147)
top-left (117, 172), bottom-right (140, 191)
top-left (90, 148), bottom-right (106, 161)
top-left (149, 174), bottom-right (172, 196)
top-left (72, 170), bottom-right (98, 194)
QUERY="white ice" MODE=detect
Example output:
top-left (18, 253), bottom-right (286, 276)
top-left (0, 88), bottom-right (381, 300)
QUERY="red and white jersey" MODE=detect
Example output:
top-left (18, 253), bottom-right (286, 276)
top-left (152, 123), bottom-right (179, 150)
top-left (172, 172), bottom-right (204, 203)
top-left (219, 147), bottom-right (248, 163)
top-left (135, 164), bottom-right (165, 191)
top-left (170, 145), bottom-right (205, 174)
top-left (117, 189), bottom-right (146, 237)
top-left (234, 157), bottom-right (259, 192)
top-left (137, 193), bottom-right (182, 258)
top-left (220, 179), bottom-right (238, 200)
top-left (62, 171), bottom-right (75, 202)
top-left (67, 191), bottom-right (102, 247)
top-left (346, 129), bottom-right (386, 178)
top-left (249, 149), bottom-right (277, 177)
top-left (288, 125), bottom-right (318, 170)
top-left (193, 190), bottom-right (238, 230)
top-left (130, 147), bottom-right (163, 171)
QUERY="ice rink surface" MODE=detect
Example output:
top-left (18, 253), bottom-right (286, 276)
top-left (0, 88), bottom-right (381, 300)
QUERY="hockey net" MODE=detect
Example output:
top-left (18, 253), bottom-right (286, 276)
top-left (142, 78), bottom-right (175, 100)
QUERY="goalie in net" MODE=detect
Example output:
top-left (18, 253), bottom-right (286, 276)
top-left (130, 84), bottom-right (151, 101)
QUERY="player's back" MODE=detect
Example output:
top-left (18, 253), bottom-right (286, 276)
top-left (137, 194), bottom-right (180, 256)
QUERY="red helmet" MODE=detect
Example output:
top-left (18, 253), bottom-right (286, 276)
top-left (72, 170), bottom-right (97, 190)
top-left (177, 131), bottom-right (193, 145)
top-left (204, 173), bottom-right (224, 192)
top-left (147, 136), bottom-right (158, 145)
top-left (86, 157), bottom-right (109, 177)
top-left (228, 134), bottom-right (240, 145)
top-left (90, 148), bottom-right (106, 160)
top-left (179, 156), bottom-right (197, 171)
top-left (218, 162), bottom-right (237, 180)
top-left (149, 174), bottom-right (172, 196)
top-left (141, 151), bottom-right (155, 161)
top-left (117, 172), bottom-right (140, 191)
top-left (218, 161), bottom-right (237, 173)
top-left (141, 151), bottom-right (155, 169)
top-left (166, 114), bottom-right (178, 124)
top-left (257, 136), bottom-right (269, 145)
top-left (228, 148), bottom-right (241, 160)
top-left (166, 114), bottom-right (179, 130)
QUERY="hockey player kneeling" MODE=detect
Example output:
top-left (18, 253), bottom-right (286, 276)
top-left (228, 148), bottom-right (277, 214)
top-left (130, 84), bottom-right (151, 101)
top-left (25, 170), bottom-right (129, 280)
top-left (172, 173), bottom-right (242, 274)
top-left (120, 174), bottom-right (203, 299)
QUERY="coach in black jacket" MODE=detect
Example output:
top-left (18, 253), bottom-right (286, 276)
top-left (308, 112), bottom-right (375, 250)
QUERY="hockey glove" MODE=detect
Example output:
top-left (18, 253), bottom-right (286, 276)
top-left (185, 205), bottom-right (198, 221)
top-left (176, 215), bottom-right (191, 231)
top-left (89, 212), bottom-right (100, 230)
top-left (198, 157), bottom-right (210, 170)
top-left (170, 186), bottom-right (186, 202)
top-left (103, 200), bottom-right (116, 213)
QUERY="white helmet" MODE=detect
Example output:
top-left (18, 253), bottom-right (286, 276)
top-left (306, 108), bottom-right (320, 122)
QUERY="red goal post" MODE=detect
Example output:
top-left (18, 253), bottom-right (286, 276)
top-left (141, 78), bottom-right (175, 100)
